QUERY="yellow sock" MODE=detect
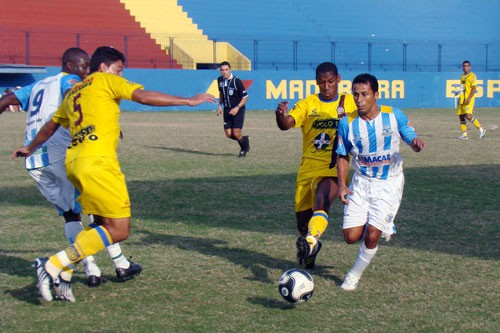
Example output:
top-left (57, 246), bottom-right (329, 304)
top-left (460, 121), bottom-right (467, 133)
top-left (60, 265), bottom-right (74, 282)
top-left (307, 210), bottom-right (329, 245)
top-left (471, 117), bottom-right (481, 129)
top-left (46, 226), bottom-right (113, 278)
top-left (76, 227), bottom-right (90, 241)
top-left (72, 226), bottom-right (113, 260)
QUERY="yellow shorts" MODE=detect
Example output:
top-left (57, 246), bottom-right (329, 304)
top-left (294, 177), bottom-right (325, 212)
top-left (457, 102), bottom-right (475, 115)
top-left (66, 156), bottom-right (131, 218)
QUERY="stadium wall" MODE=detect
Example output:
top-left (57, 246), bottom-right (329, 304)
top-left (2, 68), bottom-right (499, 111)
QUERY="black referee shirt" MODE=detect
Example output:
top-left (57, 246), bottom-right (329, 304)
top-left (217, 74), bottom-right (248, 109)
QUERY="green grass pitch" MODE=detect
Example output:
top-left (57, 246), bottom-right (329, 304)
top-left (0, 108), bottom-right (498, 332)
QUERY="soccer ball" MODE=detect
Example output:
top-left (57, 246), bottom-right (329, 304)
top-left (278, 268), bottom-right (314, 304)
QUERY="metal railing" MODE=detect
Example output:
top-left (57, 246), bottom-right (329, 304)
top-left (1, 30), bottom-right (498, 72)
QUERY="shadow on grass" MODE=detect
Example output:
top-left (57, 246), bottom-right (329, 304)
top-left (128, 164), bottom-right (499, 260)
top-left (0, 254), bottom-right (41, 304)
top-left (4, 284), bottom-right (42, 305)
top-left (137, 230), bottom-right (338, 284)
top-left (0, 254), bottom-right (35, 278)
top-left (1, 164), bottom-right (498, 264)
top-left (146, 146), bottom-right (235, 157)
top-left (247, 297), bottom-right (297, 310)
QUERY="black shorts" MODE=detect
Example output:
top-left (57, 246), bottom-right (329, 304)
top-left (223, 107), bottom-right (246, 130)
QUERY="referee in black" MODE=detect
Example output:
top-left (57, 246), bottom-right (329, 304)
top-left (216, 61), bottom-right (250, 157)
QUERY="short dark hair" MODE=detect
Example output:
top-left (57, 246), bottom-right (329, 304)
top-left (219, 61), bottom-right (231, 68)
top-left (463, 60), bottom-right (471, 65)
top-left (90, 46), bottom-right (126, 73)
top-left (315, 62), bottom-right (338, 78)
top-left (62, 47), bottom-right (87, 65)
top-left (352, 73), bottom-right (379, 93)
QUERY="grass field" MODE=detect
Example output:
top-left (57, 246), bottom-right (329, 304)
top-left (0, 108), bottom-right (498, 333)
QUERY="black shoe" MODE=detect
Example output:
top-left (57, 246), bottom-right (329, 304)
top-left (87, 274), bottom-right (103, 287)
top-left (116, 262), bottom-right (142, 282)
top-left (304, 241), bottom-right (322, 269)
top-left (238, 150), bottom-right (247, 158)
top-left (296, 237), bottom-right (311, 266)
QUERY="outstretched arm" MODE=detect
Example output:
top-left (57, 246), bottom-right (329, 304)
top-left (131, 89), bottom-right (216, 107)
top-left (12, 120), bottom-right (60, 158)
top-left (0, 93), bottom-right (21, 116)
top-left (275, 101), bottom-right (295, 130)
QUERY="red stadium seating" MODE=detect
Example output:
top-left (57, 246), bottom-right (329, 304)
top-left (0, 0), bottom-right (182, 68)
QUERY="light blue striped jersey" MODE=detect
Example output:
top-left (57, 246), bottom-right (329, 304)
top-left (14, 72), bottom-right (81, 170)
top-left (336, 105), bottom-right (417, 180)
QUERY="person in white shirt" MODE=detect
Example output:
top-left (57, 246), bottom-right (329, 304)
top-left (336, 73), bottom-right (425, 291)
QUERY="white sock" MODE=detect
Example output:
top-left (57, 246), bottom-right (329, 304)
top-left (106, 243), bottom-right (130, 269)
top-left (305, 235), bottom-right (318, 255)
top-left (82, 256), bottom-right (102, 277)
top-left (348, 242), bottom-right (378, 278)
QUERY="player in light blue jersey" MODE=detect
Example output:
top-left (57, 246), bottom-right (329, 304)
top-left (336, 73), bottom-right (425, 291)
top-left (0, 48), bottom-right (141, 302)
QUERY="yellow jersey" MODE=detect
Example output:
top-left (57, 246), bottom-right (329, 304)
top-left (289, 93), bottom-right (357, 181)
top-left (53, 72), bottom-right (143, 162)
top-left (460, 72), bottom-right (476, 104)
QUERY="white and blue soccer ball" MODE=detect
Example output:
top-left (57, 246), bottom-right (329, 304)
top-left (278, 268), bottom-right (314, 304)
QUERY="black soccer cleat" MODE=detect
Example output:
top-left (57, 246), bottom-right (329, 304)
top-left (238, 150), bottom-right (247, 158)
top-left (304, 241), bottom-right (322, 269)
top-left (296, 236), bottom-right (311, 266)
top-left (87, 274), bottom-right (103, 287)
top-left (116, 262), bottom-right (142, 282)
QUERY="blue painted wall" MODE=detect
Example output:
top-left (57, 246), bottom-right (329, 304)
top-left (3, 67), bottom-right (500, 111)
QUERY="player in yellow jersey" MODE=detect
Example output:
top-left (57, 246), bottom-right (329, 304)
top-left (13, 46), bottom-right (216, 302)
top-left (275, 62), bottom-right (356, 269)
top-left (457, 60), bottom-right (486, 140)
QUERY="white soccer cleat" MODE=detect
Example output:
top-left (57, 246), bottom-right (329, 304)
top-left (54, 278), bottom-right (76, 303)
top-left (340, 273), bottom-right (360, 291)
top-left (479, 128), bottom-right (487, 140)
top-left (34, 258), bottom-right (54, 302)
top-left (457, 134), bottom-right (469, 140)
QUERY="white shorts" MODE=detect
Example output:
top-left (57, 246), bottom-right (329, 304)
top-left (28, 160), bottom-right (81, 216)
top-left (342, 172), bottom-right (404, 236)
